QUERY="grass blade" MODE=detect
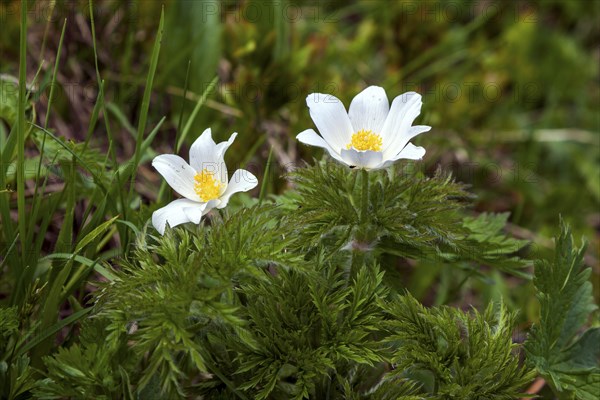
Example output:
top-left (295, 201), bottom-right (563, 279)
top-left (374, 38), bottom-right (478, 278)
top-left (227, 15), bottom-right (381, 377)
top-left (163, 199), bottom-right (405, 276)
top-left (175, 59), bottom-right (192, 148)
top-left (157, 75), bottom-right (217, 202)
top-left (259, 147), bottom-right (274, 204)
top-left (74, 215), bottom-right (119, 254)
top-left (30, 123), bottom-right (108, 194)
top-left (128, 7), bottom-right (165, 199)
top-left (177, 75), bottom-right (218, 152)
top-left (16, 0), bottom-right (28, 260)
top-left (27, 17), bottom-right (68, 251)
top-left (17, 308), bottom-right (92, 357)
top-left (41, 253), bottom-right (116, 282)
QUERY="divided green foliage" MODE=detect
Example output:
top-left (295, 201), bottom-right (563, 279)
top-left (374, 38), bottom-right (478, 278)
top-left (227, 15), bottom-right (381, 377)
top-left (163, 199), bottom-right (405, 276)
top-left (0, 353), bottom-right (36, 400)
top-left (33, 317), bottom-right (137, 400)
top-left (340, 373), bottom-right (425, 400)
top-left (0, 75), bottom-right (21, 128)
top-left (289, 161), bottom-right (471, 255)
top-left (383, 294), bottom-right (535, 398)
top-left (34, 344), bottom-right (129, 400)
top-left (0, 306), bottom-right (18, 344)
top-left (232, 264), bottom-right (388, 399)
top-left (96, 232), bottom-right (237, 397)
top-left (198, 204), bottom-right (299, 279)
top-left (446, 213), bottom-right (530, 278)
top-left (524, 221), bottom-right (600, 399)
top-left (27, 208), bottom-right (578, 400)
top-left (33, 318), bottom-right (135, 400)
top-left (91, 204), bottom-right (294, 397)
top-left (0, 303), bottom-right (36, 399)
top-left (289, 162), bottom-right (529, 278)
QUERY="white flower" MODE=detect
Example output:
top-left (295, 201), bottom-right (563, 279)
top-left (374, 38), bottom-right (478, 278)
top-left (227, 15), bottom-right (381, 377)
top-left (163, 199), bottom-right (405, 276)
top-left (151, 128), bottom-right (258, 235)
top-left (296, 86), bottom-right (430, 170)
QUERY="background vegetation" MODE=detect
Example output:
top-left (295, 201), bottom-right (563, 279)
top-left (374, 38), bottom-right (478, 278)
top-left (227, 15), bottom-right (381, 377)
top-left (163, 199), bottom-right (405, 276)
top-left (0, 0), bottom-right (598, 398)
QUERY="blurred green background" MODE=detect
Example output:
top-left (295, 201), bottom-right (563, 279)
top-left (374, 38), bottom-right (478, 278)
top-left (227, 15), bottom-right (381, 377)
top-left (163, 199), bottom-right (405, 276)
top-left (0, 0), bottom-right (598, 298)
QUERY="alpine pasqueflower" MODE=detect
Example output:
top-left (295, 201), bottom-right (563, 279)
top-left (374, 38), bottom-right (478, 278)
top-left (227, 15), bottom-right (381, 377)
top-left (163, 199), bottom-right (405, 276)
top-left (151, 128), bottom-right (258, 235)
top-left (296, 86), bottom-right (430, 170)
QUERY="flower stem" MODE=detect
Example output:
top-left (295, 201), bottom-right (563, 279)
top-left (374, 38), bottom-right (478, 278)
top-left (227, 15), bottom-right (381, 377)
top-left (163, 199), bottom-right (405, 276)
top-left (350, 168), bottom-right (370, 281)
top-left (360, 168), bottom-right (369, 224)
top-left (349, 249), bottom-right (363, 283)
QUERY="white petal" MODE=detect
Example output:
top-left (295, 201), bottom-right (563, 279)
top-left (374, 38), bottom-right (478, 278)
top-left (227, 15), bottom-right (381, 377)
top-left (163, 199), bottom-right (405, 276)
top-left (205, 198), bottom-right (221, 210)
top-left (296, 129), bottom-right (345, 163)
top-left (384, 125), bottom-right (430, 158)
top-left (380, 92), bottom-right (423, 159)
top-left (340, 148), bottom-right (383, 170)
top-left (306, 93), bottom-right (353, 151)
top-left (152, 199), bottom-right (199, 235)
top-left (152, 155), bottom-right (198, 201)
top-left (392, 142), bottom-right (426, 161)
top-left (378, 143), bottom-right (426, 169)
top-left (396, 142), bottom-right (426, 160)
top-left (214, 132), bottom-right (237, 184)
top-left (217, 169), bottom-right (258, 209)
top-left (183, 203), bottom-right (209, 224)
top-left (348, 86), bottom-right (389, 134)
top-left (407, 125), bottom-right (431, 138)
top-left (189, 128), bottom-right (231, 184)
top-left (215, 132), bottom-right (237, 160)
top-left (189, 128), bottom-right (216, 169)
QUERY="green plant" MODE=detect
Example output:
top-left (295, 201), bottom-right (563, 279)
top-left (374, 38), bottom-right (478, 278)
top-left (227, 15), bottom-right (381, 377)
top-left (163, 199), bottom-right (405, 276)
top-left (1, 1), bottom-right (597, 399)
top-left (525, 221), bottom-right (600, 399)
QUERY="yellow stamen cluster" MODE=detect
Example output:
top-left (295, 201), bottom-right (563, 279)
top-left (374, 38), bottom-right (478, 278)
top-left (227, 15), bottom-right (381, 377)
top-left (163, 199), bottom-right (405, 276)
top-left (194, 169), bottom-right (224, 202)
top-left (346, 129), bottom-right (383, 152)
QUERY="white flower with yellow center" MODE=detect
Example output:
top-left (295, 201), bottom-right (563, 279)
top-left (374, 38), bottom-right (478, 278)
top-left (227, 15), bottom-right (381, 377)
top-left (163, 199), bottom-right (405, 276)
top-left (296, 86), bottom-right (430, 170)
top-left (151, 128), bottom-right (258, 235)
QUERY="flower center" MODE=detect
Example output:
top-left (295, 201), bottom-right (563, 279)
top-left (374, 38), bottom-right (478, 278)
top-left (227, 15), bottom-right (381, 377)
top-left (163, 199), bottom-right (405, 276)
top-left (194, 169), bottom-right (224, 202)
top-left (346, 129), bottom-right (382, 152)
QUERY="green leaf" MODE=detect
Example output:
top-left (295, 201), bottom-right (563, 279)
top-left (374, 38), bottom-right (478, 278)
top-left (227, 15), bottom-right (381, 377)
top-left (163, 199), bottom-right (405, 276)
top-left (457, 212), bottom-right (530, 278)
top-left (74, 215), bottom-right (119, 254)
top-left (524, 219), bottom-right (599, 399)
top-left (0, 75), bottom-right (20, 127)
top-left (17, 308), bottom-right (92, 357)
top-left (128, 6), bottom-right (164, 199)
top-left (383, 295), bottom-right (535, 397)
top-left (40, 253), bottom-right (116, 282)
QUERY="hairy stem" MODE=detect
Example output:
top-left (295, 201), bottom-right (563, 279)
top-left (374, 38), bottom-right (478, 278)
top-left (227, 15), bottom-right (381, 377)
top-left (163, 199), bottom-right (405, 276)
top-left (360, 168), bottom-right (369, 224)
top-left (350, 168), bottom-right (370, 280)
